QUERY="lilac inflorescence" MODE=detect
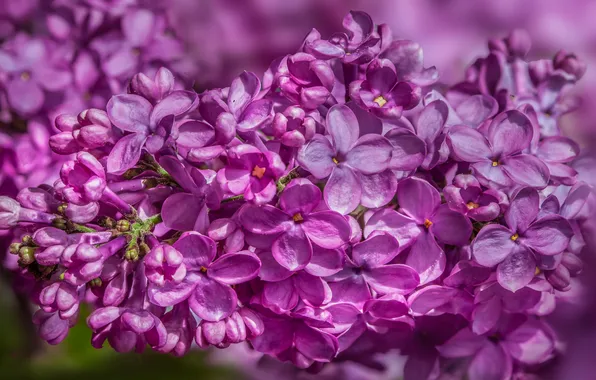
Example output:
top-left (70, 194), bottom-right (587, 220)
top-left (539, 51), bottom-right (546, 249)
top-left (0, 10), bottom-right (593, 380)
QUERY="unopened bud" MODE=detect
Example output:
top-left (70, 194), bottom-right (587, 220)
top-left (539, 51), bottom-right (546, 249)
top-left (52, 217), bottom-right (67, 230)
top-left (18, 246), bottom-right (36, 265)
top-left (57, 203), bottom-right (68, 215)
top-left (100, 216), bottom-right (116, 229)
top-left (123, 168), bottom-right (143, 180)
top-left (88, 278), bottom-right (103, 287)
top-left (142, 178), bottom-right (159, 189)
top-left (21, 235), bottom-right (34, 245)
top-left (9, 243), bottom-right (21, 255)
top-left (116, 219), bottom-right (131, 232)
top-left (125, 246), bottom-right (139, 262)
top-left (139, 242), bottom-right (151, 257)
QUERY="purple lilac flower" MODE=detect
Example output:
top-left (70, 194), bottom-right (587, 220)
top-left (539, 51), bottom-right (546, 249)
top-left (0, 9), bottom-right (592, 379)
top-left (447, 110), bottom-right (550, 188)
top-left (365, 177), bottom-right (472, 284)
top-left (148, 232), bottom-right (260, 322)
top-left (472, 187), bottom-right (573, 291)
top-left (297, 104), bottom-right (395, 214)
top-left (239, 178), bottom-right (350, 271)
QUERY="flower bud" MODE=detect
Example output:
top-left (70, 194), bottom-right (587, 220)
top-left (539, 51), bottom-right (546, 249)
top-left (9, 243), bottom-right (21, 255)
top-left (19, 246), bottom-right (36, 265)
top-left (116, 219), bottom-right (130, 232)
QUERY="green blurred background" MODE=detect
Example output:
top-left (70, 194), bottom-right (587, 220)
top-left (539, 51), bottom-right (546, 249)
top-left (0, 283), bottom-right (239, 380)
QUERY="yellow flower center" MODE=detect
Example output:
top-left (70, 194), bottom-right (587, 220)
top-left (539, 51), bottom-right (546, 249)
top-left (373, 95), bottom-right (388, 107)
top-left (332, 157), bottom-right (339, 165)
top-left (424, 219), bottom-right (433, 229)
top-left (492, 161), bottom-right (499, 167)
top-left (510, 233), bottom-right (519, 241)
top-left (466, 202), bottom-right (480, 210)
top-left (20, 72), bottom-right (30, 81)
top-left (292, 213), bottom-right (304, 223)
top-left (200, 266), bottom-right (208, 273)
top-left (251, 165), bottom-right (266, 179)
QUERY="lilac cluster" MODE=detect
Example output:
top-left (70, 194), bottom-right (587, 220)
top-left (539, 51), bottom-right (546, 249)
top-left (0, 0), bottom-right (194, 261)
top-left (0, 11), bottom-right (592, 379)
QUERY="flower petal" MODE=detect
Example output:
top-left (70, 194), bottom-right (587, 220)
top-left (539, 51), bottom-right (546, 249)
top-left (364, 264), bottom-right (419, 295)
top-left (162, 193), bottom-right (206, 232)
top-left (106, 132), bottom-right (147, 174)
top-left (238, 204), bottom-right (290, 235)
top-left (405, 230), bottom-right (445, 284)
top-left (148, 272), bottom-right (200, 307)
top-left (352, 232), bottom-right (400, 268)
top-left (496, 246), bottom-right (536, 292)
top-left (488, 110), bottom-right (533, 156)
top-left (346, 135), bottom-right (392, 174)
top-left (189, 276), bottom-right (237, 322)
top-left (501, 154), bottom-right (550, 188)
top-left (359, 170), bottom-right (397, 209)
top-left (208, 251), bottom-right (261, 285)
top-left (447, 126), bottom-right (492, 162)
top-left (522, 215), bottom-right (572, 256)
top-left (279, 178), bottom-right (321, 215)
top-left (272, 225), bottom-right (312, 271)
top-left (324, 165), bottom-right (361, 215)
top-left (472, 224), bottom-right (516, 267)
top-left (326, 104), bottom-right (359, 156)
top-left (173, 232), bottom-right (216, 270)
top-left (228, 71), bottom-right (260, 120)
top-left (430, 204), bottom-right (472, 246)
top-left (397, 177), bottom-right (440, 222)
top-left (385, 129), bottom-right (426, 171)
top-left (468, 342), bottom-right (512, 380)
top-left (107, 94), bottom-right (151, 133)
top-left (305, 246), bottom-right (345, 277)
top-left (294, 271), bottom-right (332, 306)
top-left (505, 187), bottom-right (539, 234)
top-left (302, 211), bottom-right (351, 249)
top-left (297, 135), bottom-right (336, 179)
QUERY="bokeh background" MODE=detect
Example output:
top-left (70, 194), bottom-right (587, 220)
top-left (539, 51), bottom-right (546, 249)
top-left (1, 0), bottom-right (596, 379)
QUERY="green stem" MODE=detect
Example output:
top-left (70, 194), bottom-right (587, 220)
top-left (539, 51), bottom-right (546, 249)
top-left (70, 222), bottom-right (97, 233)
top-left (276, 167), bottom-right (301, 193)
top-left (221, 195), bottom-right (245, 203)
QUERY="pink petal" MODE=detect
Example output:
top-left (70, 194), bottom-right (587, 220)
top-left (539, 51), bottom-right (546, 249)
top-left (189, 276), bottom-right (237, 322)
top-left (272, 225), bottom-right (313, 271)
top-left (208, 251), bottom-right (261, 285)
top-left (302, 211), bottom-right (350, 249)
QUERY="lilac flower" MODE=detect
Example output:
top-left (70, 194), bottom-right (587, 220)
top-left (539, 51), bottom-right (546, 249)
top-left (380, 39), bottom-right (439, 87)
top-left (275, 53), bottom-right (335, 110)
top-left (33, 309), bottom-right (76, 345)
top-left (448, 110), bottom-right (550, 188)
top-left (472, 187), bottom-right (573, 291)
top-left (444, 174), bottom-right (506, 221)
top-left (106, 87), bottom-right (198, 173)
top-left (148, 232), bottom-right (260, 322)
top-left (297, 104), bottom-right (395, 214)
top-left (327, 233), bottom-right (419, 309)
top-left (156, 303), bottom-right (196, 357)
top-left (437, 317), bottom-right (556, 380)
top-left (159, 155), bottom-right (217, 233)
top-left (39, 281), bottom-right (80, 320)
top-left (196, 307), bottom-right (264, 349)
top-left (365, 177), bottom-right (472, 284)
top-left (144, 243), bottom-right (186, 287)
top-left (56, 152), bottom-right (106, 205)
top-left (0, 196), bottom-right (55, 228)
top-left (271, 105), bottom-right (320, 148)
top-left (250, 312), bottom-right (339, 368)
top-left (0, 33), bottom-right (71, 115)
top-left (51, 109), bottom-right (114, 154)
top-left (255, 249), bottom-right (339, 313)
top-left (87, 264), bottom-right (168, 353)
top-left (350, 58), bottom-right (420, 119)
top-left (239, 178), bottom-right (350, 271)
top-left (217, 144), bottom-right (285, 205)
top-left (207, 218), bottom-right (245, 254)
top-left (535, 136), bottom-right (579, 185)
